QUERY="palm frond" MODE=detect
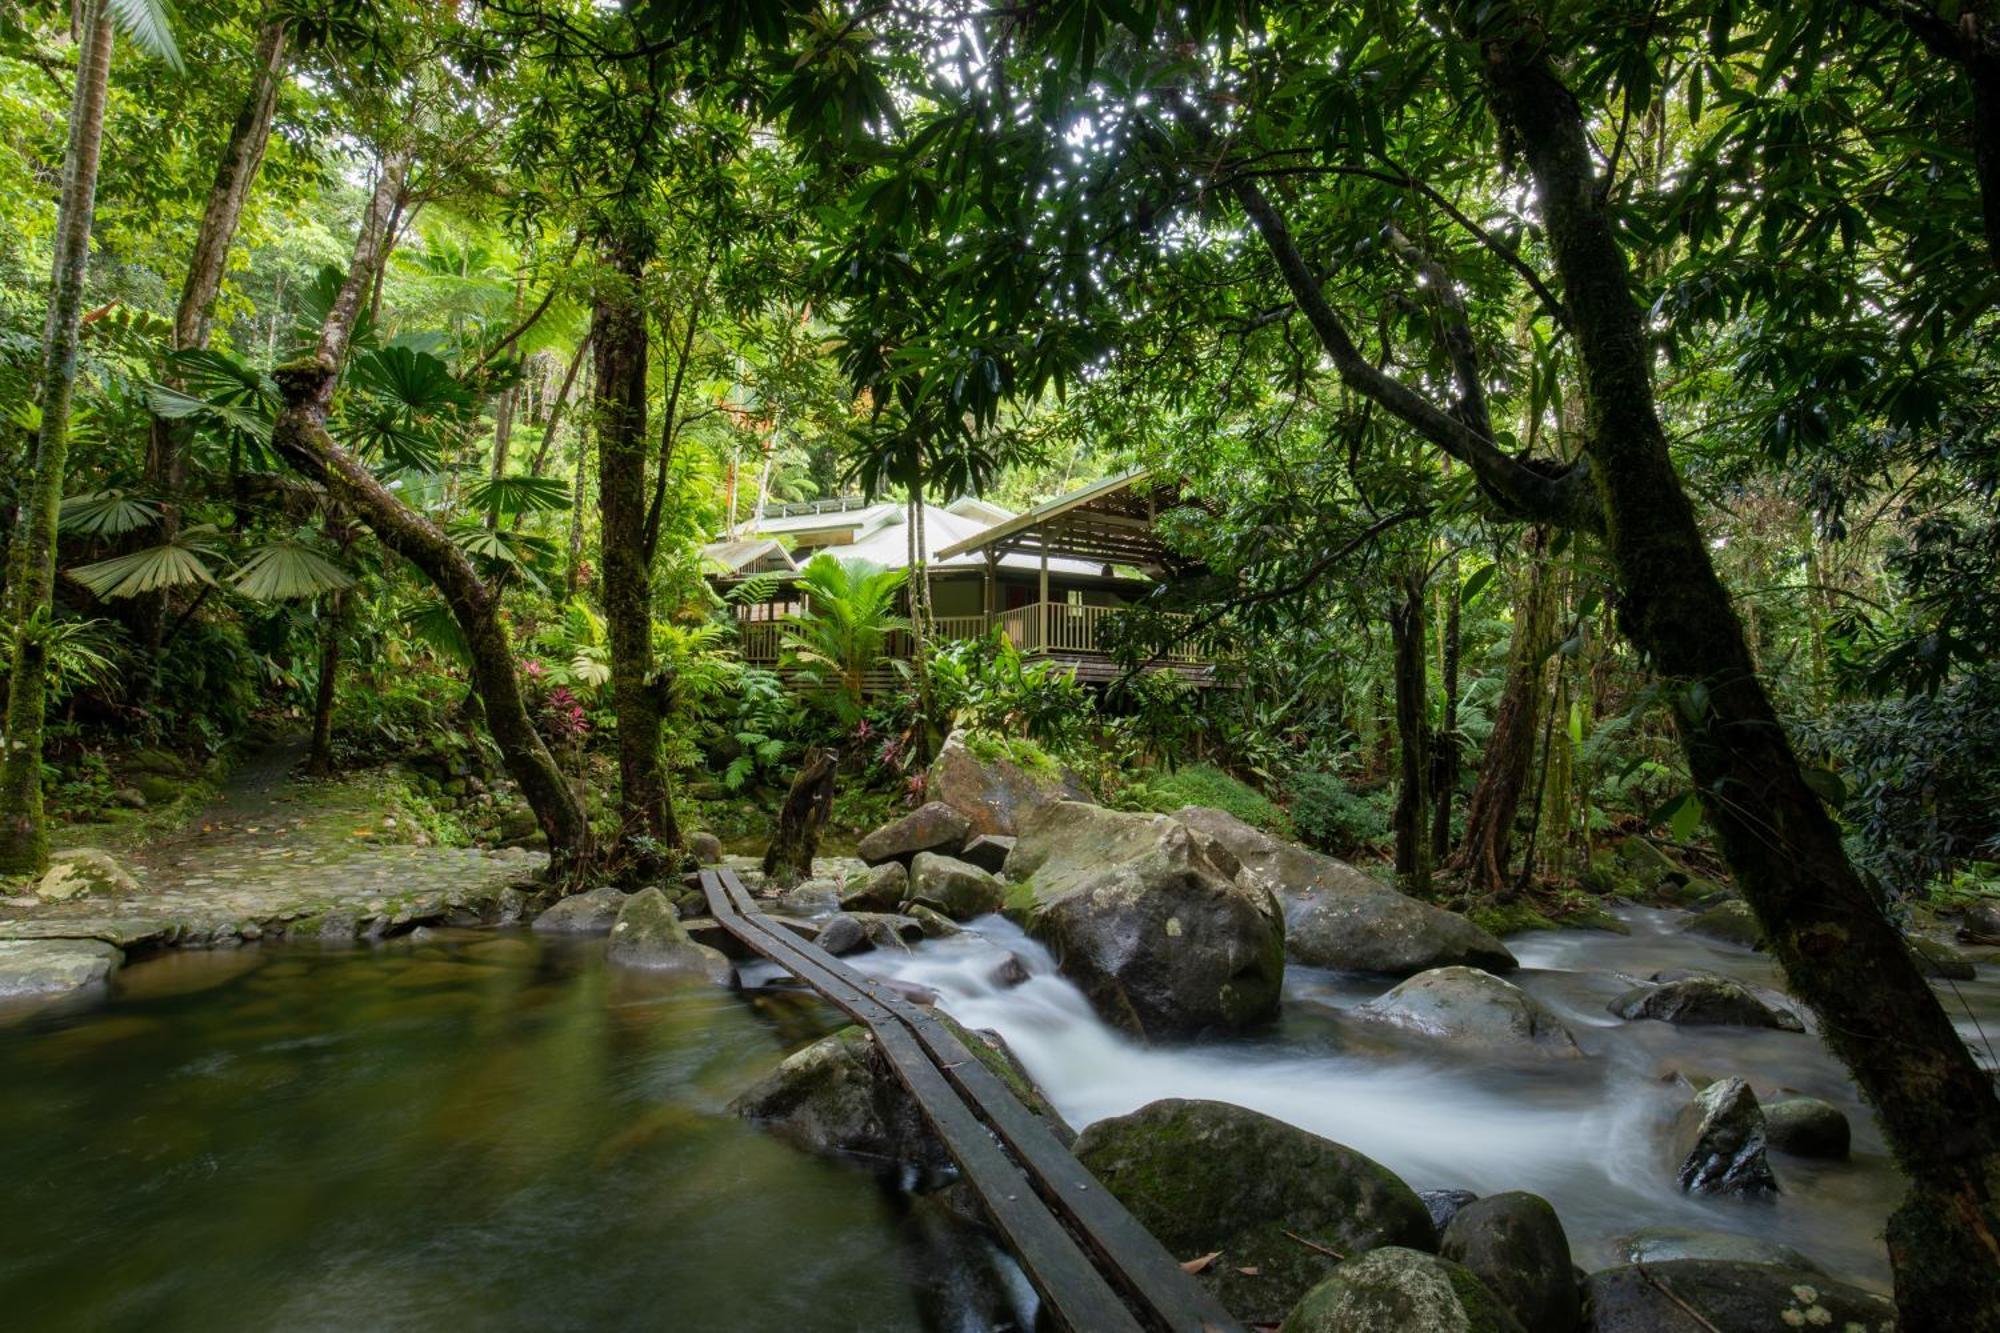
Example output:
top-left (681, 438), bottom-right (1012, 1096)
top-left (60, 489), bottom-right (160, 538)
top-left (105, 0), bottom-right (184, 69)
top-left (467, 473), bottom-right (571, 517)
top-left (230, 540), bottom-right (355, 601)
top-left (67, 536), bottom-right (217, 599)
top-left (401, 601), bottom-right (470, 667)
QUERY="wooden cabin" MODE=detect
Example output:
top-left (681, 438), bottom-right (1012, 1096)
top-left (703, 470), bottom-right (1215, 688)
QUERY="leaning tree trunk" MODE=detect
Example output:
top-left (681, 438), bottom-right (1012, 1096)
top-left (268, 146), bottom-right (591, 878)
top-left (592, 234), bottom-right (681, 868)
top-left (1388, 576), bottom-right (1431, 895)
top-left (762, 746), bottom-right (837, 890)
top-left (1450, 529), bottom-right (1555, 896)
top-left (1474, 16), bottom-right (2000, 1326)
top-left (135, 17), bottom-right (288, 676)
top-left (0, 4), bottom-right (115, 876)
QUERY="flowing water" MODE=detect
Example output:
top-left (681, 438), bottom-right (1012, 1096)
top-left (851, 907), bottom-right (2000, 1293)
top-left (0, 936), bottom-right (1022, 1333)
top-left (3, 910), bottom-right (1993, 1329)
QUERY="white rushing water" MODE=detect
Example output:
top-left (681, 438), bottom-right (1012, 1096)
top-left (845, 909), bottom-right (1979, 1289)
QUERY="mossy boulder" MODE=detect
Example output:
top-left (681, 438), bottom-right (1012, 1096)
top-left (1906, 935), bottom-right (1975, 981)
top-left (1279, 1248), bottom-right (1526, 1333)
top-left (1763, 1095), bottom-right (1851, 1160)
top-left (1007, 803), bottom-right (1285, 1036)
top-left (1438, 1192), bottom-right (1580, 1333)
top-left (605, 887), bottom-right (731, 982)
top-left (909, 851), bottom-right (1005, 920)
top-left (1581, 1261), bottom-right (1895, 1332)
top-left (1355, 967), bottom-right (1584, 1063)
top-left (1180, 802), bottom-right (1516, 976)
top-left (1073, 1098), bottom-right (1434, 1325)
top-left (131, 772), bottom-right (185, 807)
top-left (689, 831), bottom-right (723, 865)
top-left (841, 860), bottom-right (908, 913)
top-left (1610, 972), bottom-right (1803, 1031)
top-left (1610, 837), bottom-right (1688, 895)
top-left (1959, 899), bottom-right (2000, 945)
top-left (1682, 899), bottom-right (1763, 948)
top-left (925, 728), bottom-right (1088, 837)
top-left (34, 847), bottom-right (140, 902)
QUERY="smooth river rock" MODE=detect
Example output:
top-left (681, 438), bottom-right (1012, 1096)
top-left (1609, 972), bottom-right (1804, 1031)
top-left (1355, 967), bottom-right (1584, 1062)
top-left (841, 860), bottom-right (908, 913)
top-left (1280, 1248), bottom-right (1526, 1333)
top-left (1763, 1094), bottom-right (1852, 1159)
top-left (857, 802), bottom-right (971, 866)
top-left (1672, 1076), bottom-right (1777, 1196)
top-left (1682, 899), bottom-right (1763, 948)
top-left (1176, 805), bottom-right (1517, 977)
top-left (529, 885), bottom-right (628, 934)
top-left (1582, 1260), bottom-right (1895, 1333)
top-left (1438, 1192), bottom-right (1581, 1333)
top-left (1074, 1098), bottom-right (1434, 1325)
top-left (0, 938), bottom-right (123, 996)
top-left (1006, 802), bottom-right (1284, 1036)
top-left (605, 888), bottom-right (731, 982)
top-left (1617, 1225), bottom-right (1822, 1271)
top-left (908, 852), bottom-right (1005, 920)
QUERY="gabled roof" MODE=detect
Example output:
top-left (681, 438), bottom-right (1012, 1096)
top-left (933, 468), bottom-right (1206, 574)
top-left (700, 537), bottom-right (797, 575)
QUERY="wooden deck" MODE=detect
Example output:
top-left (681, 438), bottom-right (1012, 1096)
top-left (699, 867), bottom-right (1242, 1333)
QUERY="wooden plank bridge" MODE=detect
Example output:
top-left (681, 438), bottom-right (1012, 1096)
top-left (699, 867), bottom-right (1244, 1333)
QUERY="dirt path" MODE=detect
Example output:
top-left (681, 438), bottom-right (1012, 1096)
top-left (0, 740), bottom-right (547, 954)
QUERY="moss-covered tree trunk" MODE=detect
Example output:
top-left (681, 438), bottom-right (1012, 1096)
top-left (1471, 12), bottom-right (2000, 1324)
top-left (305, 588), bottom-right (346, 778)
top-left (763, 746), bottom-right (837, 890)
top-left (0, 4), bottom-right (115, 876)
top-left (269, 146), bottom-right (592, 879)
top-left (592, 235), bottom-right (681, 868)
top-left (1388, 576), bottom-right (1431, 894)
top-left (1430, 566), bottom-right (1461, 863)
top-left (1450, 529), bottom-right (1554, 895)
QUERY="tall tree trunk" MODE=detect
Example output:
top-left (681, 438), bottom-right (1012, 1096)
top-left (1388, 576), bottom-right (1431, 894)
top-left (592, 235), bottom-right (681, 866)
top-left (484, 386), bottom-right (516, 530)
top-left (305, 588), bottom-right (346, 777)
top-left (762, 746), bottom-right (837, 890)
top-left (1430, 565), bottom-right (1461, 862)
top-left (136, 17), bottom-right (288, 673)
top-left (1451, 529), bottom-right (1555, 895)
top-left (0, 5), bottom-right (115, 876)
top-left (268, 146), bottom-right (591, 878)
top-left (1472, 17), bottom-right (2000, 1325)
top-left (564, 374), bottom-right (590, 600)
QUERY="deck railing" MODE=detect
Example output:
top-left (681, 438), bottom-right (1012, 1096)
top-left (736, 602), bottom-right (1207, 664)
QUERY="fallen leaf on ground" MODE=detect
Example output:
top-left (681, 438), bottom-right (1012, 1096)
top-left (1236, 1266), bottom-right (1261, 1276)
top-left (1180, 1251), bottom-right (1222, 1275)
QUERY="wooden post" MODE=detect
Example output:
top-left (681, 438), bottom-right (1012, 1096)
top-left (983, 549), bottom-right (996, 633)
top-left (1038, 545), bottom-right (1049, 652)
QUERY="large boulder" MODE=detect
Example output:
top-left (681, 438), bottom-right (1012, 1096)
top-left (1582, 1261), bottom-right (1895, 1333)
top-left (1609, 973), bottom-right (1803, 1031)
top-left (1354, 967), bottom-right (1584, 1063)
top-left (1006, 803), bottom-right (1284, 1036)
top-left (857, 802), bottom-right (971, 867)
top-left (909, 852), bottom-right (1005, 920)
top-left (1438, 1192), bottom-right (1580, 1333)
top-left (0, 938), bottom-right (122, 996)
top-left (605, 888), bottom-right (730, 982)
top-left (1073, 1098), bottom-right (1434, 1325)
top-left (958, 834), bottom-right (1015, 874)
top-left (925, 729), bottom-right (1088, 837)
top-left (1617, 1226), bottom-right (1822, 1271)
top-left (1762, 1095), bottom-right (1851, 1159)
top-left (1174, 805), bottom-right (1515, 977)
top-left (1672, 1077), bottom-right (1777, 1196)
top-left (1682, 899), bottom-right (1763, 948)
top-left (34, 847), bottom-right (140, 902)
top-left (689, 831), bottom-right (723, 865)
top-left (1907, 935), bottom-right (1976, 981)
top-left (529, 885), bottom-right (628, 934)
top-left (1279, 1248), bottom-right (1526, 1333)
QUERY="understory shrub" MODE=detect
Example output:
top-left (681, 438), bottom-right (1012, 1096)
top-left (1286, 770), bottom-right (1390, 858)
top-left (1129, 762), bottom-right (1292, 836)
